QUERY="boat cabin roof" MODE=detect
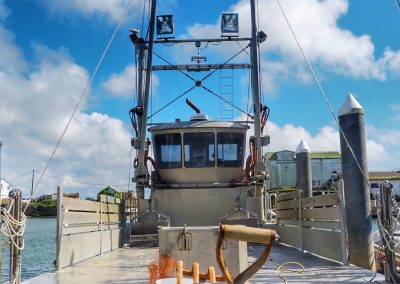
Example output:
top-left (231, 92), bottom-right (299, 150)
top-left (148, 120), bottom-right (250, 132)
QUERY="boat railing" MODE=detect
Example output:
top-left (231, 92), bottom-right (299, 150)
top-left (275, 190), bottom-right (348, 265)
top-left (55, 187), bottom-right (129, 270)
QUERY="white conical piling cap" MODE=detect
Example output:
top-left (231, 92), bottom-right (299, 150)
top-left (296, 139), bottom-right (311, 153)
top-left (338, 93), bottom-right (364, 116)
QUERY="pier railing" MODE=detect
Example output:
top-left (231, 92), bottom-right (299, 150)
top-left (275, 190), bottom-right (348, 264)
top-left (55, 187), bottom-right (128, 270)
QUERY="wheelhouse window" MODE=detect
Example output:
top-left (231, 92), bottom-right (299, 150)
top-left (217, 133), bottom-right (244, 167)
top-left (184, 132), bottom-right (215, 168)
top-left (154, 133), bottom-right (182, 169)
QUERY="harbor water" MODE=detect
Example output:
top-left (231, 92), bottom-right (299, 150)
top-left (1, 217), bottom-right (56, 282)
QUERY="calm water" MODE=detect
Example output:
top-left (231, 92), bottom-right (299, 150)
top-left (1, 217), bottom-right (56, 282)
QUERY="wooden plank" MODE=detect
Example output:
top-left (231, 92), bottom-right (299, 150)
top-left (101, 203), bottom-right (120, 214)
top-left (63, 212), bottom-right (99, 224)
top-left (100, 195), bottom-right (121, 204)
top-left (56, 186), bottom-right (63, 271)
top-left (278, 219), bottom-right (300, 226)
top-left (63, 225), bottom-right (100, 235)
top-left (276, 191), bottom-right (301, 202)
top-left (101, 229), bottom-right (121, 252)
top-left (63, 212), bottom-right (120, 225)
top-left (276, 199), bottom-right (300, 210)
top-left (277, 225), bottom-right (301, 248)
top-left (63, 224), bottom-right (120, 235)
top-left (302, 220), bottom-right (341, 230)
top-left (302, 227), bottom-right (343, 263)
top-left (301, 193), bottom-right (339, 208)
top-left (63, 198), bottom-right (100, 212)
top-left (58, 231), bottom-right (101, 269)
top-left (276, 209), bottom-right (299, 219)
top-left (302, 207), bottom-right (340, 220)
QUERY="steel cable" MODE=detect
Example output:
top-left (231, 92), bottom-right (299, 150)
top-left (25, 0), bottom-right (134, 211)
top-left (276, 0), bottom-right (372, 191)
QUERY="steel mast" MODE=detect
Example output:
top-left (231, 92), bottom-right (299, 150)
top-left (250, 0), bottom-right (265, 171)
top-left (134, 0), bottom-right (157, 202)
top-left (250, 0), bottom-right (267, 222)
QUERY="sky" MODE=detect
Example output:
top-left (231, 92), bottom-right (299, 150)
top-left (0, 0), bottom-right (399, 198)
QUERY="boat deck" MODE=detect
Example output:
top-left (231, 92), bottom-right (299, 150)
top-left (24, 243), bottom-right (387, 283)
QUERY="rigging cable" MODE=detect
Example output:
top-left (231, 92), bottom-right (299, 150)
top-left (200, 43), bottom-right (250, 82)
top-left (245, 68), bottom-right (252, 125)
top-left (235, 41), bottom-right (250, 56)
top-left (26, 0), bottom-right (135, 208)
top-left (276, 0), bottom-right (371, 190)
top-left (201, 85), bottom-right (254, 118)
top-left (153, 51), bottom-right (197, 83)
top-left (145, 0), bottom-right (151, 41)
top-left (148, 86), bottom-right (197, 119)
top-left (149, 43), bottom-right (252, 119)
top-left (140, 0), bottom-right (147, 38)
top-left (395, 0), bottom-right (400, 15)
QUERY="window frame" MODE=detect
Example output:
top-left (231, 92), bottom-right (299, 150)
top-left (217, 132), bottom-right (244, 168)
top-left (154, 133), bottom-right (182, 169)
top-left (183, 132), bottom-right (216, 168)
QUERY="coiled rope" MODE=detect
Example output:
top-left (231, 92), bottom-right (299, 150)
top-left (376, 181), bottom-right (400, 282)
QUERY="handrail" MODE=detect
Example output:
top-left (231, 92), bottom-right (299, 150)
top-left (216, 224), bottom-right (276, 284)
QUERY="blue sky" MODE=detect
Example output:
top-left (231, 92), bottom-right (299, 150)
top-left (0, 0), bottom-right (399, 197)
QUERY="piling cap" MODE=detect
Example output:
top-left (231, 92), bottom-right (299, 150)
top-left (296, 139), bottom-right (310, 153)
top-left (338, 93), bottom-right (364, 116)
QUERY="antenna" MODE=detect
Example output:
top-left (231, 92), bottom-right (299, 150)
top-left (191, 41), bottom-right (207, 64)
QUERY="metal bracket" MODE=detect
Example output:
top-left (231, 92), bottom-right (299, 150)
top-left (178, 227), bottom-right (192, 251)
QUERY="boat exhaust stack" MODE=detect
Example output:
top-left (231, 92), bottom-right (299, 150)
top-left (186, 98), bottom-right (201, 114)
top-left (186, 98), bottom-right (208, 121)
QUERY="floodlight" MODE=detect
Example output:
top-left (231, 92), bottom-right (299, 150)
top-left (156, 15), bottom-right (174, 35)
top-left (258, 30), bottom-right (268, 43)
top-left (221, 13), bottom-right (239, 34)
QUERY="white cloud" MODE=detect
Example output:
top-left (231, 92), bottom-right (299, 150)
top-left (378, 48), bottom-right (400, 77)
top-left (263, 121), bottom-right (397, 170)
top-left (42, 0), bottom-right (177, 24)
top-left (0, 0), bottom-right (10, 20)
top-left (183, 0), bottom-right (400, 92)
top-left (101, 64), bottom-right (136, 97)
top-left (43, 0), bottom-right (141, 22)
top-left (101, 64), bottom-right (160, 98)
top-left (266, 122), bottom-right (340, 153)
top-left (0, 24), bottom-right (26, 75)
top-left (260, 60), bottom-right (290, 93)
top-left (0, 5), bottom-right (132, 197)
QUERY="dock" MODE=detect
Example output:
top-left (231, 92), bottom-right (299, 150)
top-left (23, 244), bottom-right (387, 284)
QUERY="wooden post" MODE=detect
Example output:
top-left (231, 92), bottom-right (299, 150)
top-left (100, 195), bottom-right (103, 254)
top-left (192, 262), bottom-right (199, 283)
top-left (338, 180), bottom-right (349, 266)
top-left (56, 186), bottom-right (63, 270)
top-left (9, 190), bottom-right (22, 283)
top-left (208, 266), bottom-right (216, 283)
top-left (176, 261), bottom-right (183, 284)
top-left (298, 190), bottom-right (303, 252)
